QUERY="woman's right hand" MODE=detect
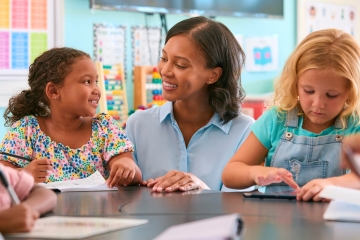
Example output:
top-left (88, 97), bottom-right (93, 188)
top-left (0, 203), bottom-right (39, 233)
top-left (141, 170), bottom-right (210, 192)
top-left (24, 158), bottom-right (52, 183)
top-left (254, 167), bottom-right (300, 191)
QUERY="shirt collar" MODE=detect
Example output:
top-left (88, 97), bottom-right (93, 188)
top-left (159, 101), bottom-right (232, 134)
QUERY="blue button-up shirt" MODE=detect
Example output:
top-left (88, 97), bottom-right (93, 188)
top-left (126, 101), bottom-right (254, 191)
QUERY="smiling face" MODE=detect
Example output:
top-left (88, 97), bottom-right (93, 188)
top-left (58, 57), bottom-right (100, 117)
top-left (158, 34), bottom-right (219, 104)
top-left (297, 69), bottom-right (350, 133)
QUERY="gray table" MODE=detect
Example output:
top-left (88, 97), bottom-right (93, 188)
top-left (6, 186), bottom-right (360, 240)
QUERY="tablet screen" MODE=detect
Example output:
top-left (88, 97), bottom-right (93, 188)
top-left (243, 185), bottom-right (298, 199)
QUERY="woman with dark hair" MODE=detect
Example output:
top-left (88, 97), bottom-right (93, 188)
top-left (126, 16), bottom-right (254, 192)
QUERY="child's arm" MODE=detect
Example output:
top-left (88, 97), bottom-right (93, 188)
top-left (0, 203), bottom-right (39, 233)
top-left (0, 188), bottom-right (56, 233)
top-left (297, 172), bottom-right (360, 201)
top-left (107, 152), bottom-right (142, 188)
top-left (0, 159), bottom-right (53, 183)
top-left (222, 132), bottom-right (299, 190)
top-left (23, 185), bottom-right (57, 215)
top-left (342, 134), bottom-right (360, 173)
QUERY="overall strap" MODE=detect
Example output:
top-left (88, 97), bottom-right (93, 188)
top-left (285, 108), bottom-right (299, 128)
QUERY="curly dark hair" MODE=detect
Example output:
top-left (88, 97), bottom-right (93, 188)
top-left (4, 47), bottom-right (90, 127)
top-left (165, 16), bottom-right (246, 124)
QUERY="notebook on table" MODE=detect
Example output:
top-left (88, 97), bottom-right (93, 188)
top-left (37, 170), bottom-right (117, 192)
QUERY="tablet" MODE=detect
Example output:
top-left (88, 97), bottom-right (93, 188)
top-left (243, 185), bottom-right (297, 200)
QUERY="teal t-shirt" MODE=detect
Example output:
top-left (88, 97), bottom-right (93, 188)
top-left (251, 107), bottom-right (360, 166)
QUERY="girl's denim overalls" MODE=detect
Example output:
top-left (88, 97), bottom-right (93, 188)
top-left (270, 108), bottom-right (346, 186)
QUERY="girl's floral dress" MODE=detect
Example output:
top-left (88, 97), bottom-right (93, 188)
top-left (0, 113), bottom-right (134, 182)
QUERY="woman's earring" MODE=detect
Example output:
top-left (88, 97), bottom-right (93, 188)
top-left (297, 96), bottom-right (300, 101)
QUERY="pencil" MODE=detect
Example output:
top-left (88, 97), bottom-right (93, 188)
top-left (0, 165), bottom-right (20, 205)
top-left (0, 151), bottom-right (32, 161)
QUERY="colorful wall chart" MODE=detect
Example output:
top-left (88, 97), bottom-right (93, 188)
top-left (0, 0), bottom-right (54, 75)
top-left (93, 23), bottom-right (126, 68)
top-left (305, 2), bottom-right (356, 36)
top-left (132, 26), bottom-right (161, 67)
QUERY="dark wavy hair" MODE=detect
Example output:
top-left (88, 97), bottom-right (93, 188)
top-left (165, 16), bottom-right (246, 124)
top-left (4, 47), bottom-right (90, 126)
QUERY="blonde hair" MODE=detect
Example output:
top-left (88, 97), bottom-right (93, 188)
top-left (269, 29), bottom-right (360, 127)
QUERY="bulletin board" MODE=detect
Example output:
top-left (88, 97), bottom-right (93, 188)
top-left (297, 0), bottom-right (359, 44)
top-left (93, 23), bottom-right (126, 70)
top-left (131, 26), bottom-right (161, 67)
top-left (0, 0), bottom-right (55, 76)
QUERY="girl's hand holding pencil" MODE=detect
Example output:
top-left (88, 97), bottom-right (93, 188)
top-left (24, 159), bottom-right (52, 183)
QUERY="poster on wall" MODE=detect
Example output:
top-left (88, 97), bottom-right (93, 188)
top-left (93, 24), bottom-right (126, 67)
top-left (0, 0), bottom-right (54, 76)
top-left (244, 36), bottom-right (279, 72)
top-left (305, 2), bottom-right (356, 36)
top-left (131, 26), bottom-right (161, 67)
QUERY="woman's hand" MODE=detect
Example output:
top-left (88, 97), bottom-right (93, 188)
top-left (253, 167), bottom-right (300, 191)
top-left (142, 170), bottom-right (210, 192)
top-left (24, 158), bottom-right (52, 183)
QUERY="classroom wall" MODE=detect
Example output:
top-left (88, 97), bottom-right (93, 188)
top-left (0, 0), bottom-right (297, 139)
top-left (64, 0), bottom-right (297, 104)
top-left (297, 0), bottom-right (360, 44)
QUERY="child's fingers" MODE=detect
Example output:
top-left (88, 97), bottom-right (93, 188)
top-left (35, 171), bottom-right (49, 178)
top-left (37, 165), bottom-right (53, 171)
top-left (282, 176), bottom-right (300, 191)
top-left (33, 158), bottom-right (52, 165)
top-left (117, 169), bottom-right (131, 186)
top-left (34, 176), bottom-right (47, 183)
top-left (108, 169), bottom-right (124, 188)
top-left (123, 170), bottom-right (135, 186)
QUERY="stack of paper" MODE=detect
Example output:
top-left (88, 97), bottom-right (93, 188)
top-left (154, 214), bottom-right (244, 240)
top-left (5, 216), bottom-right (148, 239)
top-left (37, 171), bottom-right (117, 192)
top-left (319, 185), bottom-right (360, 222)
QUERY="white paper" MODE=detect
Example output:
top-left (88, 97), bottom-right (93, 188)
top-left (37, 171), bottom-right (117, 192)
top-left (5, 216), bottom-right (148, 239)
top-left (154, 214), bottom-right (243, 240)
top-left (320, 185), bottom-right (360, 222)
top-left (319, 185), bottom-right (360, 206)
top-left (323, 200), bottom-right (360, 222)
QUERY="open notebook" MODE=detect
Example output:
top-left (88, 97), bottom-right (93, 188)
top-left (319, 185), bottom-right (360, 222)
top-left (5, 216), bottom-right (148, 239)
top-left (37, 171), bottom-right (117, 192)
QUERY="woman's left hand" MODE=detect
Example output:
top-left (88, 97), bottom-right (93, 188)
top-left (296, 179), bottom-right (333, 201)
top-left (147, 170), bottom-right (210, 192)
